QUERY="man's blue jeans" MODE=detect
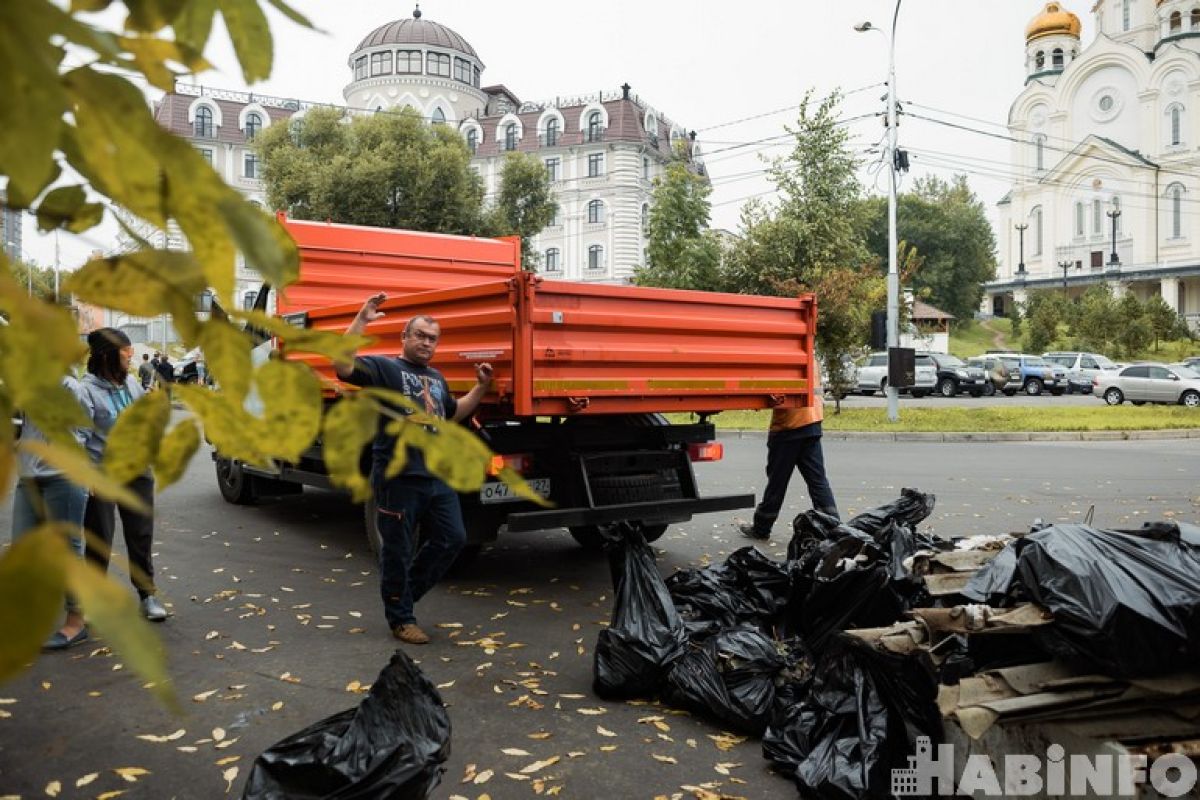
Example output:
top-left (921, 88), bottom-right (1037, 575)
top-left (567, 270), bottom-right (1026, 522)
top-left (373, 475), bottom-right (467, 629)
top-left (12, 475), bottom-right (87, 613)
top-left (751, 423), bottom-right (838, 535)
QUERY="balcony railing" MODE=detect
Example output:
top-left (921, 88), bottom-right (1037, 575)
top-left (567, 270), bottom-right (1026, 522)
top-left (584, 127), bottom-right (606, 143)
top-left (539, 132), bottom-right (560, 147)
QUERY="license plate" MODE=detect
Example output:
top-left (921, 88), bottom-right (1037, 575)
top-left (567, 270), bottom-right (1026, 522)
top-left (480, 478), bottom-right (551, 504)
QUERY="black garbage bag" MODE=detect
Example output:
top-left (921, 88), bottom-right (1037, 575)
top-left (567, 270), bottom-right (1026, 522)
top-left (593, 522), bottom-right (688, 699)
top-left (844, 488), bottom-right (936, 538)
top-left (667, 546), bottom-right (792, 636)
top-left (960, 544), bottom-right (1022, 606)
top-left (1006, 522), bottom-right (1200, 677)
top-left (241, 650), bottom-right (450, 800)
top-left (763, 634), bottom-right (942, 799)
top-left (663, 624), bottom-right (787, 735)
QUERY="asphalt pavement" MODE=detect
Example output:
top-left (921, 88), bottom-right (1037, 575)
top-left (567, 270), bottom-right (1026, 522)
top-left (1, 436), bottom-right (1198, 799)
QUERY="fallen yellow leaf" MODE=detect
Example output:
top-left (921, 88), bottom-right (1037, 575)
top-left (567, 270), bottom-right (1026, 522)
top-left (45, 780), bottom-right (61, 797)
top-left (519, 756), bottom-right (561, 774)
top-left (215, 756), bottom-right (240, 766)
top-left (473, 768), bottom-right (494, 784)
top-left (652, 754), bottom-right (677, 764)
top-left (113, 767), bottom-right (150, 782)
top-left (527, 732), bottom-right (552, 740)
top-left (576, 708), bottom-right (606, 716)
top-left (96, 792), bottom-right (125, 800)
top-left (596, 726), bottom-right (617, 737)
top-left (501, 748), bottom-right (531, 756)
top-left (271, 701), bottom-right (284, 711)
top-left (222, 766), bottom-right (238, 793)
top-left (599, 745), bottom-right (618, 752)
top-left (436, 680), bottom-right (455, 689)
top-left (193, 690), bottom-right (217, 703)
top-left (137, 729), bottom-right (187, 743)
top-left (461, 763), bottom-right (477, 783)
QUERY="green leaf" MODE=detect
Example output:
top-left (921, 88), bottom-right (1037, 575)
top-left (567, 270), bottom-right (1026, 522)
top-left (321, 395), bottom-right (377, 502)
top-left (253, 359), bottom-right (321, 462)
top-left (18, 440), bottom-right (148, 513)
top-left (0, 392), bottom-right (13, 505)
top-left (154, 418), bottom-right (200, 489)
top-left (65, 556), bottom-right (176, 710)
top-left (116, 35), bottom-right (211, 91)
top-left (217, 0), bottom-right (272, 83)
top-left (198, 319), bottom-right (252, 402)
top-left (0, 3), bottom-right (68, 200)
top-left (70, 0), bottom-right (115, 11)
top-left (122, 0), bottom-right (188, 32)
top-left (173, 384), bottom-right (271, 467)
top-left (64, 250), bottom-right (207, 319)
top-left (172, 0), bottom-right (218, 54)
top-left (102, 390), bottom-right (170, 484)
top-left (263, 0), bottom-right (313, 29)
top-left (217, 198), bottom-right (299, 291)
top-left (35, 185), bottom-right (106, 234)
top-left (19, 385), bottom-right (93, 450)
top-left (235, 310), bottom-right (370, 366)
top-left (0, 525), bottom-right (71, 683)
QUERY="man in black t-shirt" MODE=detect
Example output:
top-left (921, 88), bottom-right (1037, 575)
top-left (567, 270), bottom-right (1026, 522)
top-left (335, 293), bottom-right (492, 645)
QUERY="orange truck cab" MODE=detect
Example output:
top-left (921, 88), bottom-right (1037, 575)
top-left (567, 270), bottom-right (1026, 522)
top-left (215, 216), bottom-right (817, 553)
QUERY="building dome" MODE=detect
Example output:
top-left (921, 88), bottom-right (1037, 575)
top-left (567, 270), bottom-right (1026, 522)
top-left (352, 8), bottom-right (479, 60)
top-left (1025, 2), bottom-right (1082, 41)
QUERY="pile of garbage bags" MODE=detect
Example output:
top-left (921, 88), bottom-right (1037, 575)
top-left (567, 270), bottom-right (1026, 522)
top-left (592, 493), bottom-right (1200, 798)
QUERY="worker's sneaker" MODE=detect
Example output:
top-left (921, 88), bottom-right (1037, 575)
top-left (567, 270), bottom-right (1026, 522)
top-left (141, 595), bottom-right (169, 622)
top-left (737, 522), bottom-right (770, 541)
top-left (393, 623), bottom-right (430, 645)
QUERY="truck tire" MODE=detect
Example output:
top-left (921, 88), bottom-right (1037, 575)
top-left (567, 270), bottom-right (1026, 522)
top-left (589, 473), bottom-right (666, 504)
top-left (363, 497), bottom-right (481, 567)
top-left (215, 457), bottom-right (258, 505)
top-left (569, 523), bottom-right (668, 551)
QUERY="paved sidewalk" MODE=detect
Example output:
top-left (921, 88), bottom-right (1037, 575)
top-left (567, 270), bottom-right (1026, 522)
top-left (722, 428), bottom-right (1200, 442)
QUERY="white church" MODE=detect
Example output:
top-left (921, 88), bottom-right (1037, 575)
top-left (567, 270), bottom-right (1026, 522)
top-left (985, 0), bottom-right (1200, 332)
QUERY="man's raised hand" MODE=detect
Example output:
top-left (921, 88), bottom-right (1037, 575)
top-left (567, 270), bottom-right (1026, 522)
top-left (360, 292), bottom-right (387, 323)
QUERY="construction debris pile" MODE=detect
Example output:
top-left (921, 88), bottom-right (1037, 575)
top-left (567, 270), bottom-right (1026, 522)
top-left (593, 490), bottom-right (1200, 798)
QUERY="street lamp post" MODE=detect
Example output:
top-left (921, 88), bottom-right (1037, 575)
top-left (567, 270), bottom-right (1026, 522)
top-left (1014, 223), bottom-right (1028, 274)
top-left (856, 0), bottom-right (903, 423)
top-left (1058, 260), bottom-right (1071, 295)
top-left (1106, 206), bottom-right (1122, 266)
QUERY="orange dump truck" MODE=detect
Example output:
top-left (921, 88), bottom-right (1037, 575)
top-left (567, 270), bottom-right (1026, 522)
top-left (215, 217), bottom-right (817, 552)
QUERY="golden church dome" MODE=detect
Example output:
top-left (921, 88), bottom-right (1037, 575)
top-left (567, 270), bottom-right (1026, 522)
top-left (1026, 2), bottom-right (1082, 41)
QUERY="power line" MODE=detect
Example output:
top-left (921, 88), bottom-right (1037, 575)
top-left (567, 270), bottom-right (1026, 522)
top-left (693, 82), bottom-right (885, 133)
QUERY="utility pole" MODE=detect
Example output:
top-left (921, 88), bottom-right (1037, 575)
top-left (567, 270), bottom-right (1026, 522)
top-left (1106, 205), bottom-right (1122, 266)
top-left (1058, 260), bottom-right (1071, 296)
top-left (1014, 223), bottom-right (1028, 274)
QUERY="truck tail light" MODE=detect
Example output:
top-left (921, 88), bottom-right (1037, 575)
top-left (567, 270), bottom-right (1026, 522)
top-left (488, 453), bottom-right (531, 476)
top-left (687, 442), bottom-right (723, 462)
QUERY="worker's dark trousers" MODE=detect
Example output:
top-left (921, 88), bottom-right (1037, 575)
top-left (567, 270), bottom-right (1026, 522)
top-left (751, 423), bottom-right (838, 536)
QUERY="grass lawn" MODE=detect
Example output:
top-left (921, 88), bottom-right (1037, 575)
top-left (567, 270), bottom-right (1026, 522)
top-left (948, 318), bottom-right (1013, 358)
top-left (673, 406), bottom-right (1200, 433)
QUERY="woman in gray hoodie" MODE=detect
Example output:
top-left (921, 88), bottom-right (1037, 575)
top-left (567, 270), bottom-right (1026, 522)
top-left (78, 328), bottom-right (167, 622)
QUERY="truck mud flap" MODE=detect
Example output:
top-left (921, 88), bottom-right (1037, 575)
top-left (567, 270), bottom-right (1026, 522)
top-left (503, 493), bottom-right (754, 534)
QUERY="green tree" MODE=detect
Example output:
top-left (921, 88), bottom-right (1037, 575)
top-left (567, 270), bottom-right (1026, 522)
top-left (1023, 291), bottom-right (1064, 353)
top-left (1072, 285), bottom-right (1119, 353)
top-left (258, 107), bottom-right (487, 234)
top-left (861, 175), bottom-right (997, 321)
top-left (486, 152), bottom-right (558, 270)
top-left (1142, 294), bottom-right (1188, 350)
top-left (721, 91), bottom-right (868, 295)
top-left (635, 143), bottom-right (722, 290)
top-left (1113, 293), bottom-right (1152, 357)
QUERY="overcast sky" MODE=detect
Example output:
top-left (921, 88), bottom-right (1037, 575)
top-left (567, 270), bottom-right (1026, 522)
top-left (25, 0), bottom-right (1096, 270)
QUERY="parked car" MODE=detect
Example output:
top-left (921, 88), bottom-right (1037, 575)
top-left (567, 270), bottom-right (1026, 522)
top-left (1003, 354), bottom-right (1067, 396)
top-left (1042, 351), bottom-right (1119, 394)
top-left (854, 351), bottom-right (935, 397)
top-left (918, 352), bottom-right (989, 398)
top-left (965, 355), bottom-right (1011, 397)
top-left (819, 354), bottom-right (858, 400)
top-left (1182, 356), bottom-right (1200, 371)
top-left (1095, 363), bottom-right (1200, 407)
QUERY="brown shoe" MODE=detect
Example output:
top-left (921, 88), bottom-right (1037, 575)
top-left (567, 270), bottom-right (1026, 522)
top-left (393, 623), bottom-right (430, 645)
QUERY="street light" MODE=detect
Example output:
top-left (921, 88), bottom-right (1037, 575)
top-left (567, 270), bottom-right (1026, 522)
top-left (1058, 260), bottom-right (1071, 295)
top-left (1106, 202), bottom-right (1121, 266)
top-left (856, 0), bottom-right (903, 423)
top-left (1014, 223), bottom-right (1028, 274)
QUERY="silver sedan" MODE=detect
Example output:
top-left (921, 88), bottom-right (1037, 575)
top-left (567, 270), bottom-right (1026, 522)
top-left (1095, 363), bottom-right (1200, 407)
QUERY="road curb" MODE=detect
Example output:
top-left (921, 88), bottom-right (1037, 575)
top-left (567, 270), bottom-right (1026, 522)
top-left (720, 428), bottom-right (1200, 442)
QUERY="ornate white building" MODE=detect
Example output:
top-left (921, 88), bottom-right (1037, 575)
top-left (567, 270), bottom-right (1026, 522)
top-left (143, 7), bottom-right (701, 310)
top-left (985, 0), bottom-right (1200, 331)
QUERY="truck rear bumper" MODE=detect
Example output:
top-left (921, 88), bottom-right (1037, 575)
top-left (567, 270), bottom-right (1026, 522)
top-left (503, 493), bottom-right (754, 533)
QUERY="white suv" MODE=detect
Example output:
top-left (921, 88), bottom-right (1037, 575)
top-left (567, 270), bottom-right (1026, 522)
top-left (854, 352), bottom-right (936, 397)
top-left (1042, 351), bottom-right (1119, 394)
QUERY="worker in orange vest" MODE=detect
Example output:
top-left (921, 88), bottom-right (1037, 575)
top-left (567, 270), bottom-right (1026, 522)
top-left (738, 365), bottom-right (839, 540)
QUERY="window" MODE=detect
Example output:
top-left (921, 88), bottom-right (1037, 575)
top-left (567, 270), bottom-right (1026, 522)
top-left (1092, 198), bottom-right (1103, 234)
top-left (370, 51), bottom-right (392, 76)
top-left (466, 128), bottom-right (478, 154)
top-left (397, 50), bottom-right (421, 73)
top-left (1052, 48), bottom-right (1063, 69)
top-left (549, 208), bottom-right (559, 226)
top-left (1170, 11), bottom-right (1182, 32)
top-left (472, 65), bottom-right (481, 87)
top-left (1122, 365), bottom-right (1149, 378)
top-left (544, 157), bottom-right (560, 182)
top-left (1034, 50), bottom-right (1045, 70)
top-left (544, 118), bottom-right (559, 146)
top-left (1123, 0), bottom-right (1131, 30)
top-left (544, 248), bottom-right (560, 272)
top-left (244, 153), bottom-right (259, 179)
top-left (427, 52), bottom-right (450, 77)
top-left (587, 244), bottom-right (604, 270)
top-left (643, 156), bottom-right (650, 179)
top-left (244, 112), bottom-right (262, 141)
top-left (587, 152), bottom-right (604, 177)
top-left (1075, 201), bottom-right (1085, 236)
top-left (1082, 356), bottom-right (1098, 369)
top-left (1193, 8), bottom-right (1200, 29)
top-left (587, 199), bottom-right (604, 224)
top-left (354, 56), bottom-right (368, 80)
top-left (243, 290), bottom-right (258, 311)
top-left (642, 203), bottom-right (650, 234)
top-left (194, 105), bottom-right (213, 138)
top-left (504, 123), bottom-right (517, 151)
top-left (1170, 105), bottom-right (1183, 146)
top-left (431, 107), bottom-right (446, 125)
top-left (1034, 135), bottom-right (1045, 171)
top-left (199, 148), bottom-right (213, 164)
top-left (1149, 366), bottom-right (1172, 381)
top-left (1031, 207), bottom-right (1043, 255)
top-left (454, 57), bottom-right (472, 84)
top-left (586, 111), bottom-right (602, 142)
top-left (1170, 183), bottom-right (1184, 238)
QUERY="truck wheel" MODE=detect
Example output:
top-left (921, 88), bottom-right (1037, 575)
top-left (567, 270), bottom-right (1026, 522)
top-left (590, 473), bottom-right (666, 504)
top-left (364, 497), bottom-right (482, 566)
top-left (1024, 378), bottom-right (1043, 396)
top-left (215, 457), bottom-right (258, 505)
top-left (568, 523), bottom-right (668, 551)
